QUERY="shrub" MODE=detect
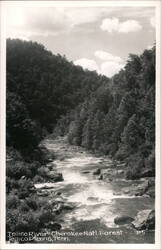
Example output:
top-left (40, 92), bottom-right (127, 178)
top-left (6, 177), bottom-right (19, 193)
top-left (33, 174), bottom-right (45, 183)
top-left (145, 149), bottom-right (155, 170)
top-left (125, 153), bottom-right (144, 179)
top-left (17, 179), bottom-right (36, 199)
top-left (6, 195), bottom-right (55, 242)
top-left (6, 161), bottom-right (32, 179)
top-left (25, 197), bottom-right (38, 210)
top-left (107, 143), bottom-right (118, 156)
top-left (115, 145), bottom-right (130, 161)
top-left (38, 208), bottom-right (54, 225)
top-left (6, 193), bottom-right (20, 209)
top-left (6, 209), bottom-right (19, 232)
top-left (15, 211), bottom-right (40, 233)
top-left (19, 200), bottom-right (30, 212)
top-left (37, 166), bottom-right (49, 178)
top-left (6, 147), bottom-right (22, 161)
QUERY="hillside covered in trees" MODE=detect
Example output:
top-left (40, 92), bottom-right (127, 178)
top-left (56, 46), bottom-right (155, 179)
top-left (6, 39), bottom-right (155, 241)
top-left (6, 39), bottom-right (110, 240)
top-left (7, 39), bottom-right (108, 152)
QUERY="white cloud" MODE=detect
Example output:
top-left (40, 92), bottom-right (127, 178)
top-left (94, 50), bottom-right (124, 77)
top-left (100, 18), bottom-right (142, 33)
top-left (101, 61), bottom-right (124, 78)
top-left (118, 20), bottom-right (142, 33)
top-left (74, 55), bottom-right (124, 78)
top-left (65, 8), bottom-right (102, 27)
top-left (6, 5), bottom-right (152, 40)
top-left (6, 7), bottom-right (70, 38)
top-left (150, 16), bottom-right (155, 28)
top-left (100, 18), bottom-right (119, 33)
top-left (95, 50), bottom-right (123, 63)
top-left (74, 58), bottom-right (100, 72)
top-left (6, 6), bottom-right (115, 38)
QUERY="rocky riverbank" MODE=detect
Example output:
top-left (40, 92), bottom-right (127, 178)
top-left (90, 165), bottom-right (155, 198)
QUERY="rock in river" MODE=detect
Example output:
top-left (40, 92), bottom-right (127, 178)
top-left (98, 174), bottom-right (103, 180)
top-left (56, 191), bottom-right (62, 196)
top-left (132, 209), bottom-right (155, 230)
top-left (63, 203), bottom-right (74, 210)
top-left (114, 215), bottom-right (134, 225)
top-left (140, 168), bottom-right (155, 178)
top-left (93, 168), bottom-right (101, 175)
top-left (82, 170), bottom-right (90, 174)
top-left (47, 171), bottom-right (64, 182)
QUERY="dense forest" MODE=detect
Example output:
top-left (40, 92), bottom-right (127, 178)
top-left (6, 39), bottom-right (109, 241)
top-left (56, 47), bottom-right (155, 179)
top-left (6, 39), bottom-right (155, 241)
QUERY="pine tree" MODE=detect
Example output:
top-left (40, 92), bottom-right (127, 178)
top-left (82, 113), bottom-right (94, 150)
top-left (121, 114), bottom-right (140, 150)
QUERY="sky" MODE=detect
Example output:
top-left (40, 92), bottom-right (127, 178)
top-left (5, 3), bottom-right (156, 77)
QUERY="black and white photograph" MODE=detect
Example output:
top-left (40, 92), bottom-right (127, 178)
top-left (0, 0), bottom-right (161, 249)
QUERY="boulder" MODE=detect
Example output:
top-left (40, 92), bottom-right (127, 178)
top-left (47, 171), bottom-right (64, 182)
top-left (132, 209), bottom-right (155, 230)
top-left (56, 191), bottom-right (62, 196)
top-left (114, 215), bottom-right (134, 225)
top-left (122, 188), bottom-right (130, 195)
top-left (93, 168), bottom-right (101, 175)
top-left (47, 170), bottom-right (56, 178)
top-left (98, 174), bottom-right (103, 180)
top-left (133, 180), bottom-right (149, 196)
top-left (142, 194), bottom-right (150, 198)
top-left (133, 179), bottom-right (155, 197)
top-left (87, 197), bottom-right (99, 202)
top-left (146, 210), bottom-right (155, 229)
top-left (53, 173), bottom-right (63, 182)
top-left (148, 177), bottom-right (155, 187)
top-left (46, 163), bottom-right (54, 170)
top-left (140, 168), bottom-right (155, 178)
top-left (63, 203), bottom-right (74, 210)
top-left (146, 186), bottom-right (155, 198)
top-left (43, 185), bottom-right (53, 190)
top-left (82, 170), bottom-right (90, 174)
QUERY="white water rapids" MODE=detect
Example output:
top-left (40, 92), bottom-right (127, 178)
top-left (35, 138), bottom-right (154, 243)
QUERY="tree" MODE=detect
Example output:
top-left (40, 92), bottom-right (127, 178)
top-left (121, 114), bottom-right (141, 150)
top-left (82, 113), bottom-right (94, 150)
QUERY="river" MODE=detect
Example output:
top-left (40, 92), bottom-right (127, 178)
top-left (35, 137), bottom-right (154, 244)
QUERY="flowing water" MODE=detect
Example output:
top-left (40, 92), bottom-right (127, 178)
top-left (36, 138), bottom-right (155, 244)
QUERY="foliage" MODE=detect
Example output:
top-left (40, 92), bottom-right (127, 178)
top-left (6, 195), bottom-right (55, 242)
top-left (7, 38), bottom-right (105, 147)
top-left (57, 47), bottom-right (155, 179)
